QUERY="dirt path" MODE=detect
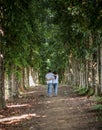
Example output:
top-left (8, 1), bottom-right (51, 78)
top-left (0, 85), bottom-right (102, 130)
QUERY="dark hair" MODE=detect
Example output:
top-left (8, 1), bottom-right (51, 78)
top-left (53, 71), bottom-right (57, 79)
top-left (48, 70), bottom-right (51, 72)
top-left (53, 71), bottom-right (57, 74)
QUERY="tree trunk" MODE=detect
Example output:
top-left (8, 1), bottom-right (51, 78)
top-left (79, 64), bottom-right (86, 88)
top-left (8, 72), bottom-right (13, 101)
top-left (29, 67), bottom-right (39, 87)
top-left (0, 54), bottom-right (6, 109)
top-left (12, 67), bottom-right (20, 98)
top-left (18, 68), bottom-right (25, 92)
top-left (94, 46), bottom-right (100, 95)
top-left (24, 68), bottom-right (29, 88)
top-left (85, 61), bottom-right (89, 88)
top-left (100, 44), bottom-right (102, 94)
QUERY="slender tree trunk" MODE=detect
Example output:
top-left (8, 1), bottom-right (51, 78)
top-left (75, 61), bottom-right (80, 86)
top-left (94, 46), bottom-right (100, 95)
top-left (19, 68), bottom-right (25, 92)
top-left (0, 54), bottom-right (6, 109)
top-left (85, 61), bottom-right (89, 88)
top-left (29, 67), bottom-right (39, 87)
top-left (67, 55), bottom-right (74, 84)
top-left (92, 53), bottom-right (97, 86)
top-left (100, 44), bottom-right (102, 93)
top-left (71, 57), bottom-right (77, 86)
top-left (27, 67), bottom-right (30, 87)
top-left (24, 68), bottom-right (29, 88)
top-left (7, 66), bottom-right (19, 100)
top-left (64, 65), bottom-right (72, 84)
top-left (79, 64), bottom-right (86, 88)
top-left (8, 72), bottom-right (13, 101)
top-left (12, 67), bottom-right (20, 98)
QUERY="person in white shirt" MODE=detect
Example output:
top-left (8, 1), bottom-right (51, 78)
top-left (53, 71), bottom-right (59, 96)
top-left (45, 70), bottom-right (54, 97)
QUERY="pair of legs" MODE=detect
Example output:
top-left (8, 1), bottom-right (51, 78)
top-left (47, 83), bottom-right (53, 97)
top-left (53, 83), bottom-right (58, 96)
top-left (47, 83), bottom-right (58, 97)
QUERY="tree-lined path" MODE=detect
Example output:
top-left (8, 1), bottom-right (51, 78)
top-left (1, 1), bottom-right (102, 129)
top-left (0, 85), bottom-right (101, 130)
top-left (1, 0), bottom-right (102, 111)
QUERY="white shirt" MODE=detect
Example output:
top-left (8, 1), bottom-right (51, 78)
top-left (45, 72), bottom-right (54, 84)
top-left (53, 74), bottom-right (59, 84)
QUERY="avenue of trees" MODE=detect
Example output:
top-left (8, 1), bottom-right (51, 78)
top-left (0, 0), bottom-right (102, 109)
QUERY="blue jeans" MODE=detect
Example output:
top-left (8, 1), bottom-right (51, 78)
top-left (47, 83), bottom-right (53, 96)
top-left (53, 83), bottom-right (58, 96)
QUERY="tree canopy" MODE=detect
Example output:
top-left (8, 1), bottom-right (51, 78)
top-left (0, 0), bottom-right (102, 83)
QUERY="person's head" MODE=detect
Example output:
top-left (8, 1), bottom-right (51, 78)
top-left (48, 70), bottom-right (51, 73)
top-left (53, 71), bottom-right (57, 79)
top-left (53, 71), bottom-right (57, 75)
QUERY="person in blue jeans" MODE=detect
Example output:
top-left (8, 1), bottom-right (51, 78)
top-left (53, 71), bottom-right (59, 96)
top-left (45, 70), bottom-right (54, 97)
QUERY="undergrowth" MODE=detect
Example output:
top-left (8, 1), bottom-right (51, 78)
top-left (92, 96), bottom-right (102, 121)
top-left (92, 104), bottom-right (102, 111)
top-left (74, 87), bottom-right (88, 96)
top-left (74, 86), bottom-right (95, 97)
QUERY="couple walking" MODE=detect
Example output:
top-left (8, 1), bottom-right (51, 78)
top-left (45, 70), bottom-right (59, 97)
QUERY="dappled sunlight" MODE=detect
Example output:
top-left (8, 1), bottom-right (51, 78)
top-left (0, 113), bottom-right (46, 124)
top-left (41, 100), bottom-right (55, 105)
top-left (69, 96), bottom-right (86, 101)
top-left (21, 90), bottom-right (38, 95)
top-left (46, 101), bottom-right (52, 104)
top-left (29, 75), bottom-right (36, 87)
top-left (0, 115), bottom-right (4, 118)
top-left (59, 97), bottom-right (76, 101)
top-left (29, 71), bottom-right (39, 87)
top-left (59, 98), bottom-right (69, 101)
top-left (0, 29), bottom-right (4, 36)
top-left (45, 100), bottom-right (57, 104)
top-left (59, 96), bottom-right (87, 101)
top-left (7, 104), bottom-right (31, 108)
top-left (59, 96), bottom-right (89, 110)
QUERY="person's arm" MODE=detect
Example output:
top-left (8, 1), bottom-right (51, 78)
top-left (46, 75), bottom-right (54, 81)
top-left (46, 78), bottom-right (52, 81)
